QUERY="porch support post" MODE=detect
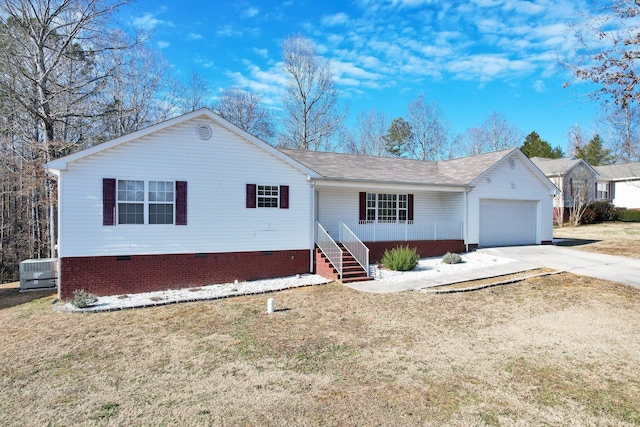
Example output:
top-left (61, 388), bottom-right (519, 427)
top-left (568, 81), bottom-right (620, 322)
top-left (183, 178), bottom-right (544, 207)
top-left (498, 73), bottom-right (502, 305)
top-left (464, 189), bottom-right (469, 251)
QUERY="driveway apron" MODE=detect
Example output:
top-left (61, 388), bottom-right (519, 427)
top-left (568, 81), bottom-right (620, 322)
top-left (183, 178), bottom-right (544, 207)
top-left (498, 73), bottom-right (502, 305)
top-left (478, 245), bottom-right (640, 288)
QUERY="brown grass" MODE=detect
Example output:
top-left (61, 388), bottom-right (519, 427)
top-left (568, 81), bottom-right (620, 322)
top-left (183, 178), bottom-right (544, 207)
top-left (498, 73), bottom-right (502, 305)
top-left (1, 274), bottom-right (640, 426)
top-left (554, 222), bottom-right (640, 258)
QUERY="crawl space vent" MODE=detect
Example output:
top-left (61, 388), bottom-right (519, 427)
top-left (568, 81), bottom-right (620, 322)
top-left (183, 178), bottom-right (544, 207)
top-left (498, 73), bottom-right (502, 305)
top-left (196, 124), bottom-right (212, 140)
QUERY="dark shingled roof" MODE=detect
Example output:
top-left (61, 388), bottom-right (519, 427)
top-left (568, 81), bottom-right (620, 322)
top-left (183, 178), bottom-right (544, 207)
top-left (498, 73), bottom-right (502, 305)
top-left (279, 148), bottom-right (516, 186)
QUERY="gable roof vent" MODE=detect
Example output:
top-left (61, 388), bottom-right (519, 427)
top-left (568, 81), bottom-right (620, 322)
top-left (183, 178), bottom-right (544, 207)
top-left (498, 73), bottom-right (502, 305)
top-left (196, 124), bottom-right (212, 140)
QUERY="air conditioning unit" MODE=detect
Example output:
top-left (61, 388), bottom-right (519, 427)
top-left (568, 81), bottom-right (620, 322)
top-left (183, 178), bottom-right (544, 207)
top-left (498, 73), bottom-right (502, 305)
top-left (19, 258), bottom-right (57, 291)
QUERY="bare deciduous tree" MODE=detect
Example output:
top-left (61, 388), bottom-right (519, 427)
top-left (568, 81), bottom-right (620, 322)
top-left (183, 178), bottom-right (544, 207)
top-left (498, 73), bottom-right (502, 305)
top-left (566, 167), bottom-right (594, 227)
top-left (345, 108), bottom-right (388, 156)
top-left (598, 103), bottom-right (640, 162)
top-left (454, 111), bottom-right (521, 156)
top-left (174, 68), bottom-right (211, 114)
top-left (98, 34), bottom-right (173, 142)
top-left (406, 94), bottom-right (449, 161)
top-left (213, 88), bottom-right (275, 142)
top-left (565, 0), bottom-right (640, 109)
top-left (0, 0), bottom-right (133, 262)
top-left (281, 34), bottom-right (344, 150)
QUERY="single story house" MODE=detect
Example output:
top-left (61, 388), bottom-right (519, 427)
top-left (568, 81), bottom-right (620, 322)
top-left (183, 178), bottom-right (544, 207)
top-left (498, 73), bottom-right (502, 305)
top-left (594, 162), bottom-right (640, 209)
top-left (45, 109), bottom-right (558, 299)
top-left (530, 156), bottom-right (599, 222)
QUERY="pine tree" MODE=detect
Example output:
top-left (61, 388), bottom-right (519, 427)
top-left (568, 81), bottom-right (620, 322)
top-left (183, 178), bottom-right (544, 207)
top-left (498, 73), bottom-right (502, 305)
top-left (520, 131), bottom-right (564, 158)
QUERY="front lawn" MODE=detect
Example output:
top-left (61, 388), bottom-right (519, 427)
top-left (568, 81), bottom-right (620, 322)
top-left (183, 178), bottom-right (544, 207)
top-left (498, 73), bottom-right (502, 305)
top-left (554, 221), bottom-right (640, 258)
top-left (1, 273), bottom-right (639, 425)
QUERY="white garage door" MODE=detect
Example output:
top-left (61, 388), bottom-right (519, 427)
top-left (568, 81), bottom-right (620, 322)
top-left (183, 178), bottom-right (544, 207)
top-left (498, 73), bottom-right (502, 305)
top-left (479, 199), bottom-right (537, 247)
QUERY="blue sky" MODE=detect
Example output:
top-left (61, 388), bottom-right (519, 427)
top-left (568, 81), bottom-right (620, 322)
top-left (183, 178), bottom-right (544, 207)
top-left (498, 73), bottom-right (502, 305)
top-left (120, 0), bottom-right (602, 152)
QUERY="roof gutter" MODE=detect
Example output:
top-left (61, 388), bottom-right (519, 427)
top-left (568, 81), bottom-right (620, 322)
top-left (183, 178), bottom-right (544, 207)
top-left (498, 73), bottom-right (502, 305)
top-left (307, 176), bottom-right (472, 192)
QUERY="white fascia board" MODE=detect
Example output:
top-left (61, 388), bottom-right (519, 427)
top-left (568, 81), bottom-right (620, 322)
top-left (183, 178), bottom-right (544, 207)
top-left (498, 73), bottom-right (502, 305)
top-left (311, 178), bottom-right (469, 193)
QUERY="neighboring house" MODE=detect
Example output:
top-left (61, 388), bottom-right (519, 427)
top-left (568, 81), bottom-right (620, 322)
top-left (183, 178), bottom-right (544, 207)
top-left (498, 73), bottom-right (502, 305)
top-left (530, 156), bottom-right (599, 222)
top-left (594, 162), bottom-right (640, 209)
top-left (45, 108), bottom-right (558, 299)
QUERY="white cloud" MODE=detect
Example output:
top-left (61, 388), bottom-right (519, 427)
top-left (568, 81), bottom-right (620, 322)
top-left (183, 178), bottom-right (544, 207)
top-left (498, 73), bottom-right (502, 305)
top-left (216, 26), bottom-right (241, 37)
top-left (157, 41), bottom-right (170, 49)
top-left (533, 79), bottom-right (545, 92)
top-left (446, 54), bottom-right (533, 81)
top-left (253, 48), bottom-right (269, 58)
top-left (132, 13), bottom-right (172, 31)
top-left (242, 7), bottom-right (259, 18)
top-left (188, 33), bottom-right (203, 40)
top-left (321, 12), bottom-right (349, 26)
top-left (502, 0), bottom-right (545, 15)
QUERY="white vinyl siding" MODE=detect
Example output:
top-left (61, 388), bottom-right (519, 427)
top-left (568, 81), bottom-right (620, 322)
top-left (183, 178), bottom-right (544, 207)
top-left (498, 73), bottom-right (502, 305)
top-left (57, 117), bottom-right (312, 257)
top-left (612, 181), bottom-right (640, 209)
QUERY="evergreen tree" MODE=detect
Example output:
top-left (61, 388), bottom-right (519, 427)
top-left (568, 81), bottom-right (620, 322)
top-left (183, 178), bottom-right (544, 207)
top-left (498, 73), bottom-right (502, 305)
top-left (520, 131), bottom-right (564, 158)
top-left (383, 117), bottom-right (413, 157)
top-left (575, 134), bottom-right (615, 166)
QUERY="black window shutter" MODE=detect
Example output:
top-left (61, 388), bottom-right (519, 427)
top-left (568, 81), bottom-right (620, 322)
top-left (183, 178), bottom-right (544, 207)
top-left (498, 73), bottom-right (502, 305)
top-left (246, 184), bottom-right (256, 208)
top-left (176, 181), bottom-right (187, 225)
top-left (359, 192), bottom-right (366, 221)
top-left (280, 185), bottom-right (289, 209)
top-left (103, 178), bottom-right (116, 226)
top-left (408, 194), bottom-right (414, 221)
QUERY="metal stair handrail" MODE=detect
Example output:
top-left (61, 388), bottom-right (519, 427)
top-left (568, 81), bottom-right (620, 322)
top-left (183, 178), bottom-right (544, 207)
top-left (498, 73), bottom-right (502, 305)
top-left (316, 221), bottom-right (342, 278)
top-left (340, 223), bottom-right (370, 276)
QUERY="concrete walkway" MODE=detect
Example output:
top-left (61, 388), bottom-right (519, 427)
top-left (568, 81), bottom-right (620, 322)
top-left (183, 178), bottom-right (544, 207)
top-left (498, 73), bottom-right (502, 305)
top-left (345, 245), bottom-right (640, 294)
top-left (479, 245), bottom-right (640, 288)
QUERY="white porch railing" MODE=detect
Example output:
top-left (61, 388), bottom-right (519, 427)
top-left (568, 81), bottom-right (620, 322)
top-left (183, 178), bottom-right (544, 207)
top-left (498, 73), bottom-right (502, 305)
top-left (343, 220), bottom-right (463, 242)
top-left (340, 223), bottom-right (370, 275)
top-left (316, 221), bottom-right (342, 277)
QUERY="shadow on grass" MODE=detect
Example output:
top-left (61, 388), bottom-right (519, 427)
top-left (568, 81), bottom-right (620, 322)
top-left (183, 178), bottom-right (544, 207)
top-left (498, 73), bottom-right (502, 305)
top-left (554, 238), bottom-right (601, 247)
top-left (0, 286), bottom-right (56, 310)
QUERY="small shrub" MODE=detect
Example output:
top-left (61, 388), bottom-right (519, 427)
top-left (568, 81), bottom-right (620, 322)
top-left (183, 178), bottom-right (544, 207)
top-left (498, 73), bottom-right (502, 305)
top-left (71, 289), bottom-right (98, 308)
top-left (442, 252), bottom-right (462, 264)
top-left (381, 245), bottom-right (419, 271)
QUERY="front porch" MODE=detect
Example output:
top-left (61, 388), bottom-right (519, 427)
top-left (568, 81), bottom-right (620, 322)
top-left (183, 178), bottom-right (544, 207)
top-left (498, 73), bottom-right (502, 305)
top-left (314, 220), bottom-right (466, 283)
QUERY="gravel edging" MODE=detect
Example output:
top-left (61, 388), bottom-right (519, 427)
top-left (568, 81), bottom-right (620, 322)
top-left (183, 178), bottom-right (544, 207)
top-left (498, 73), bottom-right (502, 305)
top-left (55, 275), bottom-right (331, 313)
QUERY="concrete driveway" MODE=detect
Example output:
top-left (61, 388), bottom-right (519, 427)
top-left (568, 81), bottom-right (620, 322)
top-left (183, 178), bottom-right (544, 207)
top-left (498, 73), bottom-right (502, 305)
top-left (478, 245), bottom-right (640, 288)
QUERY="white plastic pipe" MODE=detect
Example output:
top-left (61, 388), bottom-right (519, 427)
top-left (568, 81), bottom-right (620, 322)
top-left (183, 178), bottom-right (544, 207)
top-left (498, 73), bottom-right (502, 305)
top-left (267, 298), bottom-right (275, 314)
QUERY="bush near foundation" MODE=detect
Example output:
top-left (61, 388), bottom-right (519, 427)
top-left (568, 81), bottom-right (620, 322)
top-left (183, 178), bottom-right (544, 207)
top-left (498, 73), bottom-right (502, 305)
top-left (381, 245), bottom-right (419, 271)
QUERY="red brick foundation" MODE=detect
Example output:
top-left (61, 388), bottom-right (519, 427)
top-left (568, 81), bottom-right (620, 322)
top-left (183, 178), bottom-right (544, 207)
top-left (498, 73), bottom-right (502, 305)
top-left (59, 249), bottom-right (310, 299)
top-left (365, 240), bottom-right (466, 263)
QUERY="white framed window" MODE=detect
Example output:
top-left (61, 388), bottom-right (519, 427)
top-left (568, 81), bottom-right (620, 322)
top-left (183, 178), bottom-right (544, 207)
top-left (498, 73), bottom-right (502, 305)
top-left (597, 182), bottom-right (609, 199)
top-left (118, 180), bottom-right (144, 224)
top-left (149, 181), bottom-right (174, 224)
top-left (366, 193), bottom-right (409, 223)
top-left (117, 180), bottom-right (175, 225)
top-left (257, 185), bottom-right (279, 208)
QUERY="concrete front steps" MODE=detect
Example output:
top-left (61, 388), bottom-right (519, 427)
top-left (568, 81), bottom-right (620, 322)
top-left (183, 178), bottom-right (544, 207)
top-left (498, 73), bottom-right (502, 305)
top-left (315, 245), bottom-right (373, 283)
